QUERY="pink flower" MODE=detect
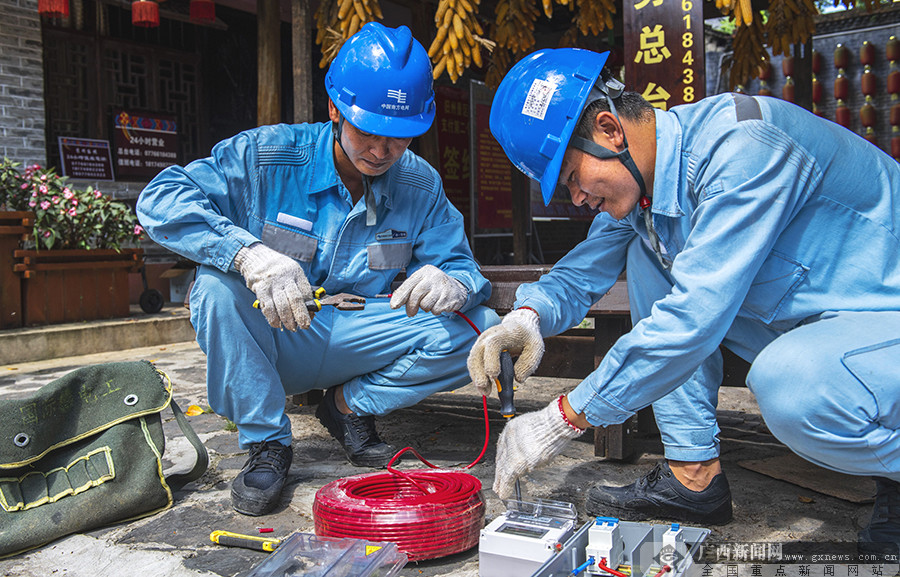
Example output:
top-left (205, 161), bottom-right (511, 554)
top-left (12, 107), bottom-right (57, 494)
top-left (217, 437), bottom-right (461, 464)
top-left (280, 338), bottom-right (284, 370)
top-left (93, 190), bottom-right (102, 199)
top-left (20, 183), bottom-right (28, 190)
top-left (28, 200), bottom-right (36, 207)
top-left (67, 208), bottom-right (76, 216)
top-left (70, 198), bottom-right (78, 206)
top-left (52, 196), bottom-right (60, 204)
top-left (31, 190), bottom-right (38, 198)
top-left (39, 185), bottom-right (48, 194)
top-left (133, 224), bottom-right (144, 236)
top-left (43, 230), bottom-right (51, 238)
top-left (40, 174), bottom-right (47, 181)
top-left (40, 200), bottom-right (50, 210)
top-left (62, 187), bottom-right (73, 199)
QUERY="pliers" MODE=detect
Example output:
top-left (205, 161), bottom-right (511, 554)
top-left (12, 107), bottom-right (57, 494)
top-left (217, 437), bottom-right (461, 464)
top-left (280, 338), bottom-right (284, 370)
top-left (252, 287), bottom-right (366, 313)
top-left (304, 286), bottom-right (366, 312)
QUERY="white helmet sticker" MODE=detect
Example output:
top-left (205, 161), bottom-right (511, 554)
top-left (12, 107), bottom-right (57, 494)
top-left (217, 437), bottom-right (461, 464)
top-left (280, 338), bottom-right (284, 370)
top-left (521, 79), bottom-right (556, 121)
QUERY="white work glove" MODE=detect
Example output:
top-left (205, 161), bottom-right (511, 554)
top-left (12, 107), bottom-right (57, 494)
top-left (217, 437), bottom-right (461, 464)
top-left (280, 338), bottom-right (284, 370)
top-left (467, 307), bottom-right (544, 396)
top-left (233, 242), bottom-right (313, 331)
top-left (390, 264), bottom-right (468, 317)
top-left (493, 396), bottom-right (585, 499)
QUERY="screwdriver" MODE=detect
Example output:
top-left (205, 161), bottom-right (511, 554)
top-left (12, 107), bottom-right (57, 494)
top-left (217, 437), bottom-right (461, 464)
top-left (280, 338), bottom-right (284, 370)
top-left (495, 350), bottom-right (522, 502)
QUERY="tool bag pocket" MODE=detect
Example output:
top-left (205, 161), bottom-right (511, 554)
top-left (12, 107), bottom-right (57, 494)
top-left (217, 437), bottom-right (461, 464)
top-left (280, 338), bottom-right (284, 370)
top-left (0, 361), bottom-right (208, 559)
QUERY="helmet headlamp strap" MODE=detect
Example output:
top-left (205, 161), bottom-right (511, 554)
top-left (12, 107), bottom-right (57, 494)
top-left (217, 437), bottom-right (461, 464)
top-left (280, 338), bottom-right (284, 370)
top-left (332, 115), bottom-right (378, 226)
top-left (570, 78), bottom-right (669, 270)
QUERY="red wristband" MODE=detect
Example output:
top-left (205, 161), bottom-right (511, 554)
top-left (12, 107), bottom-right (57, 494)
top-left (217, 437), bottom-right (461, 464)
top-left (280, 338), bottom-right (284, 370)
top-left (516, 306), bottom-right (540, 320)
top-left (557, 395), bottom-right (585, 433)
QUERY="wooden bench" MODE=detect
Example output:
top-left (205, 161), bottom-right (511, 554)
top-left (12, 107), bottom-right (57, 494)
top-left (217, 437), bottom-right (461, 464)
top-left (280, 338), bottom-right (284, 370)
top-left (480, 265), bottom-right (640, 460)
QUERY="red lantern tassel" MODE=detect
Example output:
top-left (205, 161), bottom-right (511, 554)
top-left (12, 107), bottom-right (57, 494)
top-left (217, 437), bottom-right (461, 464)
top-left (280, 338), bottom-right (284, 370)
top-left (190, 0), bottom-right (215, 22)
top-left (132, 0), bottom-right (160, 27)
top-left (38, 0), bottom-right (69, 18)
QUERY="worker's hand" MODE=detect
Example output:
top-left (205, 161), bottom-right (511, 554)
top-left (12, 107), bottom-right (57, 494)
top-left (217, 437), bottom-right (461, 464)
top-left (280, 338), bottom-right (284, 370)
top-left (234, 242), bottom-right (313, 331)
top-left (390, 264), bottom-right (468, 317)
top-left (467, 307), bottom-right (544, 396)
top-left (493, 396), bottom-right (585, 499)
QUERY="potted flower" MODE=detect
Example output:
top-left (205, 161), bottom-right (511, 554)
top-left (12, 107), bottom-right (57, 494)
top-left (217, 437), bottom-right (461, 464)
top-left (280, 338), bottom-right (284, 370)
top-left (0, 157), bottom-right (145, 326)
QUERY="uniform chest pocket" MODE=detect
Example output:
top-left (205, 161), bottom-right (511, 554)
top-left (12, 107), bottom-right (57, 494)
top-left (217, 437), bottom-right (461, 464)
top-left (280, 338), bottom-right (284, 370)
top-left (742, 251), bottom-right (809, 324)
top-left (367, 242), bottom-right (412, 271)
top-left (262, 223), bottom-right (317, 262)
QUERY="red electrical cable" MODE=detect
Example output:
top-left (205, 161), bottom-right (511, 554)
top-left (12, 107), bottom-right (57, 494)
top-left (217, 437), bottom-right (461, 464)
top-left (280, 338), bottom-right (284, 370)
top-left (599, 558), bottom-right (630, 577)
top-left (313, 310), bottom-right (493, 561)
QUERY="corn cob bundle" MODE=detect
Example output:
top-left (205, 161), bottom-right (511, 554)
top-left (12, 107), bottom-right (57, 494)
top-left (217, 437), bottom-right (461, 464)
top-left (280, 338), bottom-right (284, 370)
top-left (314, 0), bottom-right (383, 69)
top-left (766, 0), bottom-right (817, 57)
top-left (428, 0), bottom-right (488, 84)
top-left (540, 0), bottom-right (573, 19)
top-left (493, 0), bottom-right (540, 55)
top-left (716, 0), bottom-right (753, 27)
top-left (485, 46), bottom-right (511, 89)
top-left (729, 17), bottom-right (770, 89)
top-left (572, 0), bottom-right (616, 37)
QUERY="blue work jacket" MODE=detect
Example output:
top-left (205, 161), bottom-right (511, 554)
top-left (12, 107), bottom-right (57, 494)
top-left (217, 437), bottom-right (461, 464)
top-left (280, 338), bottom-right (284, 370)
top-left (517, 93), bottom-right (900, 426)
top-left (137, 122), bottom-right (489, 310)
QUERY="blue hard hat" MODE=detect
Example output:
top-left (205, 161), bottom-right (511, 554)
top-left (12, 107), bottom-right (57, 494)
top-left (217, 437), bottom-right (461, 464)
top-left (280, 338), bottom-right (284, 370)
top-left (326, 23), bottom-right (435, 138)
top-left (489, 48), bottom-right (610, 205)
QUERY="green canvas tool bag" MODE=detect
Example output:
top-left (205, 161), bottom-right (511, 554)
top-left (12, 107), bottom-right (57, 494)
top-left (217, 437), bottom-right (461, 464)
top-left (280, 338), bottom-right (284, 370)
top-left (0, 361), bottom-right (209, 558)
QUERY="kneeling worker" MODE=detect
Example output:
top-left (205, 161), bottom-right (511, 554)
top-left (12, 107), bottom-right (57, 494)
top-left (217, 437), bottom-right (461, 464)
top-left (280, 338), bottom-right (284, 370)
top-left (468, 47), bottom-right (900, 553)
top-left (138, 23), bottom-right (497, 516)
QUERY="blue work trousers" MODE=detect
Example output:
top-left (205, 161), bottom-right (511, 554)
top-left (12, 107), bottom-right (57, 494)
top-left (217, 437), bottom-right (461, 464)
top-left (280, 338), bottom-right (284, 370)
top-left (189, 266), bottom-right (499, 448)
top-left (628, 239), bottom-right (900, 480)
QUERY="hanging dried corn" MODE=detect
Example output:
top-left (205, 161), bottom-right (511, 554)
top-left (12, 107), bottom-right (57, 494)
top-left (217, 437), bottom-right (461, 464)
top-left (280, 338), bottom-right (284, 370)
top-left (492, 0), bottom-right (539, 56)
top-left (315, 0), bottom-right (384, 69)
top-left (428, 0), bottom-right (490, 84)
top-left (572, 0), bottom-right (616, 37)
top-left (766, 0), bottom-right (818, 57)
top-left (729, 17), bottom-right (770, 89)
top-left (716, 0), bottom-right (753, 27)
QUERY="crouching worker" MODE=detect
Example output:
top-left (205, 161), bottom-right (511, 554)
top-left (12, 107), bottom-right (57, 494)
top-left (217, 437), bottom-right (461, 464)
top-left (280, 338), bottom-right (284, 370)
top-left (468, 47), bottom-right (900, 554)
top-left (137, 23), bottom-right (497, 516)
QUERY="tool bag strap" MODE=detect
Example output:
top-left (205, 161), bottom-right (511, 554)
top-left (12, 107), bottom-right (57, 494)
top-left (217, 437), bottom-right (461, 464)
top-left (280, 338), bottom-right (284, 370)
top-left (165, 397), bottom-right (209, 491)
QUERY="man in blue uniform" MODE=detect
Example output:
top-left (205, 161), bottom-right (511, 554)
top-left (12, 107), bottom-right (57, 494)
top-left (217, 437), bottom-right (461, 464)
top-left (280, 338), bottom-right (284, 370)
top-left (468, 48), bottom-right (900, 550)
top-left (137, 23), bottom-right (496, 516)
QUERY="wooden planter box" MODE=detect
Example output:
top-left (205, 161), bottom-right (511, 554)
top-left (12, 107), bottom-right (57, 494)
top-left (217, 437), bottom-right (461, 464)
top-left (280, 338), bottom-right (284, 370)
top-left (0, 211), bottom-right (34, 329)
top-left (14, 248), bottom-right (143, 326)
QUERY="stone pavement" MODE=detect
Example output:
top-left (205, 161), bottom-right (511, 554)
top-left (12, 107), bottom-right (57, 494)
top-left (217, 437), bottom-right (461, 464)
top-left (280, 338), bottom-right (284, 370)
top-left (0, 337), bottom-right (878, 577)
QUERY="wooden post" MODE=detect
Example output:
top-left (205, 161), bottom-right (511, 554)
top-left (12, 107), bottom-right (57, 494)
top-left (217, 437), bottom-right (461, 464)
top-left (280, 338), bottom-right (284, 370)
top-left (258, 0), bottom-right (281, 126)
top-left (511, 168), bottom-right (530, 264)
top-left (291, 0), bottom-right (313, 124)
top-left (793, 40), bottom-right (813, 112)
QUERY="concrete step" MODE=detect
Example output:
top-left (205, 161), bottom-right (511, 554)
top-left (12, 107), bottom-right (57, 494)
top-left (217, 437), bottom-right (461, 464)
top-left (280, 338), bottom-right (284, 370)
top-left (0, 304), bottom-right (195, 365)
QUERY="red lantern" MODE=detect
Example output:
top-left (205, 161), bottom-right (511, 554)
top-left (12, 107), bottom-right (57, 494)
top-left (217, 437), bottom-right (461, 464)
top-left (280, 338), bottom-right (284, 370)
top-left (892, 133), bottom-right (900, 160)
top-left (860, 102), bottom-right (877, 128)
top-left (860, 41), bottom-right (876, 67)
top-left (758, 62), bottom-right (772, 81)
top-left (811, 50), bottom-right (822, 75)
top-left (835, 104), bottom-right (851, 127)
top-left (834, 74), bottom-right (849, 101)
top-left (861, 71), bottom-right (878, 96)
top-left (190, 0), bottom-right (215, 22)
top-left (132, 0), bottom-right (160, 27)
top-left (782, 56), bottom-right (795, 78)
top-left (888, 70), bottom-right (900, 95)
top-left (887, 36), bottom-right (899, 63)
top-left (38, 0), bottom-right (69, 18)
top-left (834, 44), bottom-right (850, 70)
top-left (891, 102), bottom-right (900, 127)
top-left (864, 133), bottom-right (878, 146)
top-left (812, 77), bottom-right (823, 104)
top-left (782, 77), bottom-right (795, 103)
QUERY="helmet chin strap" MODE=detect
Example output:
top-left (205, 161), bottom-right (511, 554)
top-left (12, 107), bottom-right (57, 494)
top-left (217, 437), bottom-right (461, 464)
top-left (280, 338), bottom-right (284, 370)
top-left (568, 76), bottom-right (670, 270)
top-left (332, 116), bottom-right (378, 227)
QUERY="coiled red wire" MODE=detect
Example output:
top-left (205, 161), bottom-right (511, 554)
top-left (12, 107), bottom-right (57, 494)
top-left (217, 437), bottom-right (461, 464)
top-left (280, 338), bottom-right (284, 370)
top-left (313, 311), bottom-right (491, 561)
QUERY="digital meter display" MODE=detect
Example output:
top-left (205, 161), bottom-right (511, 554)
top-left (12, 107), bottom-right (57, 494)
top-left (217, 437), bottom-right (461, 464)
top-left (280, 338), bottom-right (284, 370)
top-left (497, 523), bottom-right (549, 539)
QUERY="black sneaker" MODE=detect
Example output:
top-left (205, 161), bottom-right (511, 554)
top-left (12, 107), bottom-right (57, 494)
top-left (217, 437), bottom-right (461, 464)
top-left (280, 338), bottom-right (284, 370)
top-left (585, 461), bottom-right (733, 525)
top-left (315, 387), bottom-right (397, 468)
top-left (231, 441), bottom-right (293, 516)
top-left (858, 477), bottom-right (900, 559)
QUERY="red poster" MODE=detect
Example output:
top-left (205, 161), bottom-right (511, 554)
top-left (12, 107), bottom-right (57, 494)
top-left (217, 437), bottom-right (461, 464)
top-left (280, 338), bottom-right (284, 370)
top-left (474, 101), bottom-right (512, 229)
top-left (434, 86), bottom-right (471, 224)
